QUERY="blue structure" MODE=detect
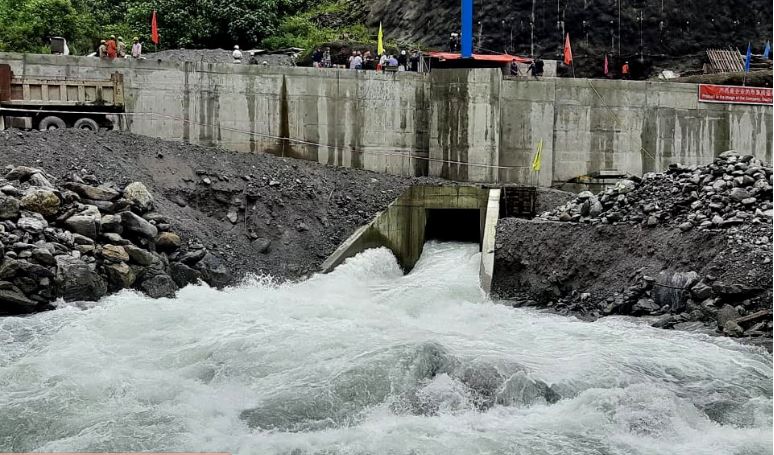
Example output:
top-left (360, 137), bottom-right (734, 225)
top-left (461, 0), bottom-right (473, 58)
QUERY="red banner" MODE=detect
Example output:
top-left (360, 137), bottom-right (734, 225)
top-left (698, 84), bottom-right (773, 105)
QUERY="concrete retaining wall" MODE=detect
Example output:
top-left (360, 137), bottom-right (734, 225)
top-left (1, 53), bottom-right (770, 186)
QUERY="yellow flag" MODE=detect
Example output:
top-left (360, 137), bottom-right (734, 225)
top-left (531, 138), bottom-right (543, 172)
top-left (377, 22), bottom-right (384, 55)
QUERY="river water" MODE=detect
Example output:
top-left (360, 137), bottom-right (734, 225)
top-left (0, 242), bottom-right (771, 454)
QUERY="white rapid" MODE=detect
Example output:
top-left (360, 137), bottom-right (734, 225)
top-left (0, 242), bottom-right (771, 455)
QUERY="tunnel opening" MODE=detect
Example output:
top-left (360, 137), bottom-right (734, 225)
top-left (424, 208), bottom-right (482, 246)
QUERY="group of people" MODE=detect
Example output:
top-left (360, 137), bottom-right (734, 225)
top-left (310, 48), bottom-right (420, 71)
top-left (98, 35), bottom-right (143, 59)
top-left (511, 58), bottom-right (545, 78)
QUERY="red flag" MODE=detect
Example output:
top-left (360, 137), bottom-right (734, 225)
top-left (563, 33), bottom-right (572, 65)
top-left (603, 54), bottom-right (609, 75)
top-left (151, 10), bottom-right (159, 45)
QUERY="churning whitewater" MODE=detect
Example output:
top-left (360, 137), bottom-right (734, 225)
top-left (0, 242), bottom-right (771, 454)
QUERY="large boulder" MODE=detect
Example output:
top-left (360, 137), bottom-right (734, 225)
top-left (170, 262), bottom-right (202, 287)
top-left (100, 244), bottom-right (130, 262)
top-left (138, 274), bottom-right (178, 298)
top-left (123, 244), bottom-right (156, 266)
top-left (104, 262), bottom-right (136, 290)
top-left (123, 182), bottom-right (154, 212)
top-left (0, 195), bottom-right (20, 220)
top-left (0, 287), bottom-right (37, 314)
top-left (55, 256), bottom-right (107, 301)
top-left (20, 189), bottom-right (60, 216)
top-left (5, 166), bottom-right (42, 181)
top-left (195, 252), bottom-right (232, 288)
top-left (156, 232), bottom-right (181, 251)
top-left (64, 215), bottom-right (98, 239)
top-left (121, 211), bottom-right (158, 239)
top-left (17, 216), bottom-right (48, 234)
top-left (63, 182), bottom-right (120, 201)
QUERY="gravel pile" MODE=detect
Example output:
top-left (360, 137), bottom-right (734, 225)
top-left (541, 150), bottom-right (773, 230)
top-left (0, 164), bottom-right (230, 315)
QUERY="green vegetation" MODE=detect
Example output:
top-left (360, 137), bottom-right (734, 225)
top-left (0, 0), bottom-right (372, 55)
top-left (261, 1), bottom-right (369, 50)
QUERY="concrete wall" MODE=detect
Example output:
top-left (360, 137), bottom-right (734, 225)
top-left (321, 185), bottom-right (490, 273)
top-left (1, 53), bottom-right (770, 186)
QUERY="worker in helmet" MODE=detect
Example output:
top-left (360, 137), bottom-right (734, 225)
top-left (232, 45), bottom-right (243, 63)
top-left (106, 35), bottom-right (117, 59)
top-left (131, 37), bottom-right (142, 58)
top-left (117, 36), bottom-right (127, 57)
top-left (98, 40), bottom-right (107, 58)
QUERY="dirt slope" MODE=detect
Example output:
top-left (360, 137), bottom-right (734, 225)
top-left (0, 129), bottom-right (437, 281)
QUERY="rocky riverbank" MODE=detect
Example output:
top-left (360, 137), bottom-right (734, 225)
top-left (493, 150), bottom-right (773, 348)
top-left (0, 164), bottom-right (233, 315)
top-left (0, 129), bottom-right (436, 303)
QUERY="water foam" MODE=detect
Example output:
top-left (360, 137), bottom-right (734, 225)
top-left (0, 242), bottom-right (771, 454)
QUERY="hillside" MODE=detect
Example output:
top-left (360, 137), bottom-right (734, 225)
top-left (360, 0), bottom-right (773, 76)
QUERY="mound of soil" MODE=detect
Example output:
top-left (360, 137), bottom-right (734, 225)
top-left (0, 129), bottom-right (436, 282)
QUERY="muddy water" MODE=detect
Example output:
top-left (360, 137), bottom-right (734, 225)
top-left (0, 242), bottom-right (771, 454)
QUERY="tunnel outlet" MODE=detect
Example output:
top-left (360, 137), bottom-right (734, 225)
top-left (424, 208), bottom-right (483, 245)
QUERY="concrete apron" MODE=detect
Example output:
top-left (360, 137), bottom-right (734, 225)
top-left (321, 184), bottom-right (500, 293)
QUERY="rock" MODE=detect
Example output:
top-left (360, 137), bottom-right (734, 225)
top-left (124, 244), bottom-right (156, 266)
top-left (20, 189), bottom-right (60, 216)
top-left (62, 182), bottom-right (120, 201)
top-left (139, 274), bottom-right (178, 298)
top-left (5, 166), bottom-right (42, 181)
top-left (28, 173), bottom-right (55, 188)
top-left (17, 216), bottom-right (47, 234)
top-left (64, 215), bottom-right (98, 239)
top-left (716, 304), bottom-right (740, 328)
top-left (588, 198), bottom-right (603, 217)
top-left (100, 214), bottom-right (123, 233)
top-left (104, 262), bottom-right (136, 290)
top-left (256, 238), bottom-right (271, 254)
top-left (646, 216), bottom-right (659, 227)
top-left (729, 187), bottom-right (750, 202)
top-left (723, 320), bottom-right (744, 337)
top-left (202, 177), bottom-right (212, 185)
top-left (226, 209), bottom-right (238, 224)
top-left (741, 197), bottom-right (757, 205)
top-left (31, 248), bottom-right (56, 266)
top-left (156, 232), bottom-right (182, 251)
top-left (614, 179), bottom-right (636, 194)
top-left (101, 244), bottom-right (130, 262)
top-left (55, 255), bottom-right (107, 301)
top-left (177, 248), bottom-right (206, 265)
top-left (0, 195), bottom-right (20, 220)
top-left (170, 262), bottom-right (202, 287)
top-left (690, 282), bottom-right (713, 300)
top-left (0, 287), bottom-right (36, 312)
top-left (195, 252), bottom-right (231, 288)
top-left (0, 258), bottom-right (20, 279)
top-left (577, 191), bottom-right (594, 200)
top-left (711, 215), bottom-right (724, 226)
top-left (102, 232), bottom-right (125, 244)
top-left (121, 211), bottom-right (158, 239)
top-left (631, 298), bottom-right (660, 315)
top-left (123, 182), bottom-right (154, 212)
top-left (72, 233), bottom-right (94, 245)
top-left (678, 222), bottom-right (693, 231)
top-left (297, 222), bottom-right (309, 232)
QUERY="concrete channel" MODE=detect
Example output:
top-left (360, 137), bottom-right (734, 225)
top-left (321, 185), bottom-right (504, 292)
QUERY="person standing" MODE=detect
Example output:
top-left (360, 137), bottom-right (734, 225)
top-left (105, 35), bottom-right (117, 59)
top-left (232, 45), bottom-right (243, 63)
top-left (98, 40), bottom-right (107, 58)
top-left (322, 47), bottom-right (331, 68)
top-left (622, 61), bottom-right (630, 79)
top-left (312, 48), bottom-right (323, 68)
top-left (131, 37), bottom-right (142, 58)
top-left (117, 36), bottom-right (127, 58)
top-left (397, 50), bottom-right (407, 71)
top-left (350, 51), bottom-right (363, 69)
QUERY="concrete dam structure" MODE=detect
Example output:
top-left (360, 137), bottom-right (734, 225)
top-left (0, 53), bottom-right (771, 188)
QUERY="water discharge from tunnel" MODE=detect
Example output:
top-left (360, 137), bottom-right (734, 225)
top-left (0, 242), bottom-right (771, 454)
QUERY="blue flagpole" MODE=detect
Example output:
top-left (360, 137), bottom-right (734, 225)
top-left (461, 0), bottom-right (473, 58)
top-left (743, 42), bottom-right (751, 86)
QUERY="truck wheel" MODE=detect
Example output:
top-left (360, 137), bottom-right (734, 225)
top-left (38, 116), bottom-right (66, 131)
top-left (73, 117), bottom-right (100, 131)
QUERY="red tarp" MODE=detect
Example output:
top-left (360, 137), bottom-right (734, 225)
top-left (698, 84), bottom-right (773, 105)
top-left (427, 52), bottom-right (532, 63)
